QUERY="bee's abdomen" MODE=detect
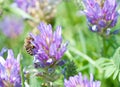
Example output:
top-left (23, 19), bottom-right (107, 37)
top-left (24, 36), bottom-right (35, 55)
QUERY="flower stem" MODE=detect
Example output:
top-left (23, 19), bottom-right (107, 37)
top-left (102, 37), bottom-right (107, 57)
top-left (69, 47), bottom-right (101, 70)
top-left (102, 36), bottom-right (109, 57)
top-left (20, 59), bottom-right (25, 87)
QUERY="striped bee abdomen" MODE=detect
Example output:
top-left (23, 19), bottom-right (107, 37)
top-left (24, 36), bottom-right (35, 55)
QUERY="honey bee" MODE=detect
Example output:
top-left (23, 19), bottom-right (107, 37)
top-left (24, 36), bottom-right (35, 55)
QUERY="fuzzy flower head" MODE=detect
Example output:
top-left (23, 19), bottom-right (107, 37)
top-left (15, 0), bottom-right (61, 13)
top-left (15, 0), bottom-right (36, 12)
top-left (83, 0), bottom-right (118, 36)
top-left (64, 73), bottom-right (101, 87)
top-left (0, 49), bottom-right (21, 87)
top-left (15, 0), bottom-right (61, 25)
top-left (0, 15), bottom-right (24, 38)
top-left (25, 22), bottom-right (68, 68)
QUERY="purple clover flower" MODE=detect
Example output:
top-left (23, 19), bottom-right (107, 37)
top-left (14, 0), bottom-right (61, 13)
top-left (15, 0), bottom-right (61, 26)
top-left (15, 0), bottom-right (61, 12)
top-left (83, 0), bottom-right (118, 35)
top-left (0, 49), bottom-right (21, 87)
top-left (0, 15), bottom-right (24, 38)
top-left (29, 22), bottom-right (68, 68)
top-left (0, 48), bottom-right (7, 56)
top-left (64, 73), bottom-right (101, 87)
top-left (15, 0), bottom-right (36, 12)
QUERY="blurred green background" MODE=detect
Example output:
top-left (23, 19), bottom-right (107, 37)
top-left (0, 0), bottom-right (120, 87)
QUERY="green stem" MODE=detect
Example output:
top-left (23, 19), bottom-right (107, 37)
top-left (69, 47), bottom-right (101, 70)
top-left (20, 59), bottom-right (25, 87)
top-left (96, 35), bottom-right (102, 57)
top-left (102, 37), bottom-right (107, 57)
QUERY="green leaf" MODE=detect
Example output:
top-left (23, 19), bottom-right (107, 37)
top-left (113, 68), bottom-right (119, 80)
top-left (119, 72), bottom-right (120, 82)
top-left (104, 65), bottom-right (116, 78)
top-left (95, 58), bottom-right (109, 65)
top-left (5, 5), bottom-right (36, 21)
top-left (97, 47), bottom-right (120, 81)
top-left (112, 47), bottom-right (120, 67)
top-left (30, 76), bottom-right (41, 87)
top-left (100, 62), bottom-right (113, 68)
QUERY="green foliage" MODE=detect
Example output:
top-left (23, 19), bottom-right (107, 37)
top-left (1, 0), bottom-right (120, 87)
top-left (96, 47), bottom-right (120, 81)
top-left (74, 0), bottom-right (84, 10)
top-left (20, 55), bottom-right (25, 87)
top-left (30, 76), bottom-right (42, 87)
top-left (6, 5), bottom-right (35, 21)
top-left (65, 61), bottom-right (78, 79)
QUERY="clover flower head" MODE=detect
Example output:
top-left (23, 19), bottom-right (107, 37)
top-left (15, 0), bottom-right (36, 12)
top-left (83, 0), bottom-right (118, 35)
top-left (0, 49), bottom-right (21, 87)
top-left (0, 15), bottom-right (24, 38)
top-left (27, 22), bottom-right (68, 68)
top-left (15, 0), bottom-right (61, 25)
top-left (64, 73), bottom-right (101, 87)
top-left (15, 0), bottom-right (61, 12)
